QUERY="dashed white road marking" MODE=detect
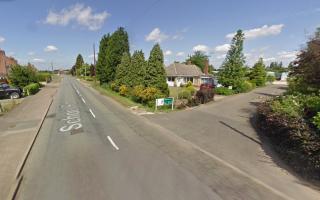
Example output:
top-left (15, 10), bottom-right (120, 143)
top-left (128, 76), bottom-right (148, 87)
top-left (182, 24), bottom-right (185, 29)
top-left (81, 97), bottom-right (86, 104)
top-left (89, 108), bottom-right (96, 118)
top-left (107, 136), bottom-right (119, 150)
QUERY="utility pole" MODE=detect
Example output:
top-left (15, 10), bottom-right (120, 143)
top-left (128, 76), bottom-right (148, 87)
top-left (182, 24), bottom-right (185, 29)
top-left (51, 62), bottom-right (53, 73)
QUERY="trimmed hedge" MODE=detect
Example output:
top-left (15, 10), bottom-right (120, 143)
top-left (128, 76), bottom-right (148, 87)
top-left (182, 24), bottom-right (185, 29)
top-left (37, 73), bottom-right (52, 83)
top-left (24, 83), bottom-right (40, 96)
top-left (215, 87), bottom-right (234, 96)
top-left (257, 101), bottom-right (320, 180)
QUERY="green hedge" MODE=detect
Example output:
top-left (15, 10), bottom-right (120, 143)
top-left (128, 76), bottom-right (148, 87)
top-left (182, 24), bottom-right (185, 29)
top-left (24, 83), bottom-right (40, 96)
top-left (214, 87), bottom-right (234, 96)
top-left (37, 73), bottom-right (52, 83)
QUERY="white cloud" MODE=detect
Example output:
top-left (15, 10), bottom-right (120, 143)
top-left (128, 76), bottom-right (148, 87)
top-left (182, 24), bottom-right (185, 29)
top-left (7, 52), bottom-right (15, 56)
top-left (164, 50), bottom-right (172, 56)
top-left (277, 51), bottom-right (298, 59)
top-left (0, 36), bottom-right (5, 43)
top-left (176, 52), bottom-right (185, 57)
top-left (216, 54), bottom-right (226, 59)
top-left (44, 45), bottom-right (58, 52)
top-left (44, 4), bottom-right (110, 31)
top-left (193, 44), bottom-right (209, 53)
top-left (145, 28), bottom-right (169, 43)
top-left (263, 57), bottom-right (276, 62)
top-left (214, 44), bottom-right (230, 53)
top-left (32, 58), bottom-right (45, 63)
top-left (226, 24), bottom-right (284, 39)
top-left (28, 51), bottom-right (35, 56)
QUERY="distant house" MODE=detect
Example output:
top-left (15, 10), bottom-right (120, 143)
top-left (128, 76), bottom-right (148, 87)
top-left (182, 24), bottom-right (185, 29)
top-left (165, 62), bottom-right (213, 87)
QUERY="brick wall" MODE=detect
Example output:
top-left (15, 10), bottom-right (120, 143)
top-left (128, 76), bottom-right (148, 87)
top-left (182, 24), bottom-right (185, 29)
top-left (0, 49), bottom-right (18, 77)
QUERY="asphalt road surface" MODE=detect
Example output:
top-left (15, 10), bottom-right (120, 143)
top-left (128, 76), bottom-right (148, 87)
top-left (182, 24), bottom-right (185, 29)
top-left (16, 76), bottom-right (320, 200)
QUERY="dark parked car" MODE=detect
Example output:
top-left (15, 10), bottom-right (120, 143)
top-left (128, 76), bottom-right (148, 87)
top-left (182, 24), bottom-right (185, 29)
top-left (0, 83), bottom-right (22, 99)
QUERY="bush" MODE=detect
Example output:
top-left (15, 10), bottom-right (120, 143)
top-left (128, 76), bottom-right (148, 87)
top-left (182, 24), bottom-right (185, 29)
top-left (119, 85), bottom-right (129, 96)
top-left (178, 90), bottom-right (192, 100)
top-left (110, 82), bottom-right (118, 92)
top-left (215, 87), bottom-right (234, 96)
top-left (235, 80), bottom-right (254, 93)
top-left (8, 65), bottom-right (38, 88)
top-left (196, 89), bottom-right (214, 104)
top-left (131, 86), bottom-right (164, 105)
top-left (270, 95), bottom-right (303, 119)
top-left (312, 112), bottom-right (320, 130)
top-left (185, 81), bottom-right (193, 87)
top-left (23, 83), bottom-right (40, 96)
top-left (131, 85), bottom-right (145, 102)
top-left (303, 95), bottom-right (320, 118)
top-left (186, 85), bottom-right (196, 95)
top-left (266, 75), bottom-right (276, 83)
top-left (37, 73), bottom-right (52, 83)
top-left (84, 77), bottom-right (93, 81)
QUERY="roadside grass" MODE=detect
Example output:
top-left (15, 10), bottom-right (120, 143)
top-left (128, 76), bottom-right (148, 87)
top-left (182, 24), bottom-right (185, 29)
top-left (79, 77), bottom-right (179, 113)
top-left (0, 99), bottom-right (23, 115)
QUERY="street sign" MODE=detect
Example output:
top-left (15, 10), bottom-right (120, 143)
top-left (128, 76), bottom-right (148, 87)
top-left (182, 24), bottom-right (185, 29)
top-left (155, 97), bottom-right (174, 110)
top-left (164, 98), bottom-right (173, 105)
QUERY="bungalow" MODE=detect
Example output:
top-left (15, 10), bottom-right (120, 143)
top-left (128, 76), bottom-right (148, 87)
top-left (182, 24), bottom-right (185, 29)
top-left (165, 62), bottom-right (213, 87)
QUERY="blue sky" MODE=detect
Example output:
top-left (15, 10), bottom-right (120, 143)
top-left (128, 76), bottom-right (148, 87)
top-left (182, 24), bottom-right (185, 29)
top-left (0, 0), bottom-right (319, 70)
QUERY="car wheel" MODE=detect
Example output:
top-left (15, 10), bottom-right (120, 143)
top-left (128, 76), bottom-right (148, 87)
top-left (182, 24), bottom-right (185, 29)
top-left (10, 92), bottom-right (20, 99)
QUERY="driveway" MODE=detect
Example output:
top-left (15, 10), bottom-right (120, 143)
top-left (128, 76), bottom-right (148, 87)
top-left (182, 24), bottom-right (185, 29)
top-left (145, 84), bottom-right (320, 200)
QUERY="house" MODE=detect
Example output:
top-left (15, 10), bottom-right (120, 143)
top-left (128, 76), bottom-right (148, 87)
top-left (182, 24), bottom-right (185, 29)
top-left (0, 49), bottom-right (18, 81)
top-left (165, 62), bottom-right (214, 87)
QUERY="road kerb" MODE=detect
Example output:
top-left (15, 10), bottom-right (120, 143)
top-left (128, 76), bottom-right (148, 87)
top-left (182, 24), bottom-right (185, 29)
top-left (7, 91), bottom-right (56, 200)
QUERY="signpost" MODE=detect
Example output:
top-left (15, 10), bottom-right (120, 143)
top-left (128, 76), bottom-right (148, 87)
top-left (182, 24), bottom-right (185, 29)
top-left (155, 97), bottom-right (174, 110)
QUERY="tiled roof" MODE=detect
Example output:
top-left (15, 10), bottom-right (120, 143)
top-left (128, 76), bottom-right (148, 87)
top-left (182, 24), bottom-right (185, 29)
top-left (165, 63), bottom-right (203, 77)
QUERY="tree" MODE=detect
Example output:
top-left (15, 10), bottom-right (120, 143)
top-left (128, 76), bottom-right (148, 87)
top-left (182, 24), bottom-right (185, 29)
top-left (75, 54), bottom-right (84, 76)
top-left (218, 29), bottom-right (246, 89)
top-left (8, 65), bottom-right (38, 87)
top-left (186, 51), bottom-right (209, 72)
top-left (96, 34), bottom-right (110, 84)
top-left (266, 61), bottom-right (287, 73)
top-left (250, 58), bottom-right (267, 86)
top-left (145, 44), bottom-right (169, 96)
top-left (115, 52), bottom-right (131, 87)
top-left (290, 27), bottom-right (320, 92)
top-left (105, 27), bottom-right (130, 83)
top-left (130, 50), bottom-right (147, 87)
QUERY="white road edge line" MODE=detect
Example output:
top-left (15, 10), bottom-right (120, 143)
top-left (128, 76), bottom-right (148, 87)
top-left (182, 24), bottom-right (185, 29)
top-left (81, 97), bottom-right (86, 104)
top-left (89, 108), bottom-right (96, 118)
top-left (107, 136), bottom-right (120, 150)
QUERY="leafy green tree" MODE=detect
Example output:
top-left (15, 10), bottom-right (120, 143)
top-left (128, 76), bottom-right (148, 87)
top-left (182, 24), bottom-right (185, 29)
top-left (250, 58), bottom-right (267, 86)
top-left (79, 63), bottom-right (91, 76)
top-left (96, 34), bottom-right (110, 84)
top-left (290, 27), bottom-right (320, 92)
top-left (8, 65), bottom-right (38, 87)
top-left (186, 51), bottom-right (209, 72)
top-left (105, 27), bottom-right (130, 83)
top-left (267, 61), bottom-right (288, 73)
top-left (115, 52), bottom-right (131, 87)
top-left (130, 50), bottom-right (147, 87)
top-left (218, 30), bottom-right (246, 89)
top-left (145, 44), bottom-right (169, 96)
top-left (75, 54), bottom-right (84, 76)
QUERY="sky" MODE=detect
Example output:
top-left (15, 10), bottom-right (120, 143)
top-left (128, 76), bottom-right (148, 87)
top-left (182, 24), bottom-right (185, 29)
top-left (0, 0), bottom-right (319, 70)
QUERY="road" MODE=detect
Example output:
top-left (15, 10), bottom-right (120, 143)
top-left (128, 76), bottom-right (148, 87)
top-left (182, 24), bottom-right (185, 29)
top-left (16, 76), bottom-right (320, 200)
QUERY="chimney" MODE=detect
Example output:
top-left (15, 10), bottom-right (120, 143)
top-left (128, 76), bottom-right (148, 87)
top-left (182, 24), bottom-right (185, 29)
top-left (204, 59), bottom-right (209, 75)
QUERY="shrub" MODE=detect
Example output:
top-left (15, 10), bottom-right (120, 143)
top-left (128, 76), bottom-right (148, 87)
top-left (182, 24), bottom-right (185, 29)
top-left (178, 90), bottom-right (192, 100)
top-left (215, 87), bottom-right (234, 96)
top-left (23, 83), bottom-right (40, 96)
top-left (119, 85), bottom-right (129, 96)
top-left (110, 82), bottom-right (118, 92)
top-left (186, 85), bottom-right (196, 95)
top-left (131, 85), bottom-right (145, 102)
top-left (303, 95), bottom-right (320, 118)
top-left (270, 95), bottom-right (303, 119)
top-left (312, 112), bottom-right (320, 130)
top-left (235, 80), bottom-right (254, 93)
top-left (8, 65), bottom-right (38, 88)
top-left (84, 77), bottom-right (93, 81)
top-left (266, 75), bottom-right (276, 83)
top-left (196, 89), bottom-right (214, 104)
top-left (185, 81), bottom-right (193, 87)
top-left (37, 73), bottom-right (52, 83)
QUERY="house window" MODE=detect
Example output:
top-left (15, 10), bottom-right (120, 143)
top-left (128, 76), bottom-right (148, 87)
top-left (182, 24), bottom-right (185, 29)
top-left (184, 77), bottom-right (193, 83)
top-left (168, 77), bottom-right (175, 82)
